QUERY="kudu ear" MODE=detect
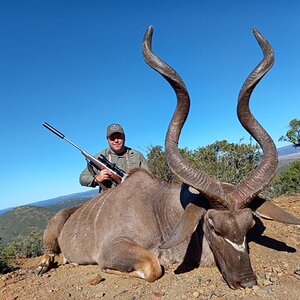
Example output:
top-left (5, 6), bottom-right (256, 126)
top-left (160, 203), bottom-right (205, 249)
top-left (250, 196), bottom-right (300, 225)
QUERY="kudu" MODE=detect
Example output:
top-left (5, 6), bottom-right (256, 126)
top-left (37, 27), bottom-right (300, 289)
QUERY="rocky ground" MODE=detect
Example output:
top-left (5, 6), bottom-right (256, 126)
top-left (1, 195), bottom-right (300, 300)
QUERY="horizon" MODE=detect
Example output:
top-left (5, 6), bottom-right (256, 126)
top-left (1, 1), bottom-right (299, 209)
top-left (0, 143), bottom-right (298, 212)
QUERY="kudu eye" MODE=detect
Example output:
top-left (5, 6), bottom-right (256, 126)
top-left (208, 217), bottom-right (223, 236)
top-left (208, 218), bottom-right (215, 230)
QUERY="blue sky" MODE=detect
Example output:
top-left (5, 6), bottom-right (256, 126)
top-left (0, 1), bottom-right (299, 209)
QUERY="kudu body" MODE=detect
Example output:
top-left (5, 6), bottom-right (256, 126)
top-left (37, 27), bottom-right (300, 289)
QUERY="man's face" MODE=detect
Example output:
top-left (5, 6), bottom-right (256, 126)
top-left (107, 133), bottom-right (125, 154)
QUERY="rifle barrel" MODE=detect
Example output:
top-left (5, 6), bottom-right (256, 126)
top-left (43, 122), bottom-right (65, 139)
top-left (43, 122), bottom-right (85, 152)
top-left (43, 122), bottom-right (124, 182)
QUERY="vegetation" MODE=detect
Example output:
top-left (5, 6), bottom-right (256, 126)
top-left (4, 231), bottom-right (43, 258)
top-left (147, 140), bottom-right (261, 185)
top-left (147, 140), bottom-right (299, 198)
top-left (189, 140), bottom-right (261, 185)
top-left (279, 118), bottom-right (300, 147)
top-left (0, 205), bottom-right (56, 247)
top-left (268, 160), bottom-right (300, 196)
top-left (0, 231), bottom-right (43, 274)
top-left (0, 246), bottom-right (13, 274)
top-left (146, 145), bottom-right (189, 183)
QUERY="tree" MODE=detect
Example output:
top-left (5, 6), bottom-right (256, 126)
top-left (146, 145), bottom-right (178, 183)
top-left (191, 140), bottom-right (261, 185)
top-left (279, 118), bottom-right (300, 147)
top-left (147, 140), bottom-right (262, 186)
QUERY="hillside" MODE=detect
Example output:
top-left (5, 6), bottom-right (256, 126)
top-left (278, 157), bottom-right (299, 172)
top-left (0, 189), bottom-right (98, 215)
top-left (277, 144), bottom-right (300, 156)
top-left (278, 147), bottom-right (300, 172)
top-left (0, 190), bottom-right (97, 246)
top-left (44, 198), bottom-right (89, 211)
top-left (32, 189), bottom-right (97, 208)
top-left (0, 206), bottom-right (57, 246)
top-left (0, 197), bottom-right (93, 247)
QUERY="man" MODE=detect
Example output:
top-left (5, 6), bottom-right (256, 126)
top-left (79, 123), bottom-right (148, 192)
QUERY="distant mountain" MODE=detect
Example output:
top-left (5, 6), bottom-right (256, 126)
top-left (277, 144), bottom-right (300, 157)
top-left (277, 144), bottom-right (300, 172)
top-left (46, 197), bottom-right (90, 212)
top-left (0, 190), bottom-right (98, 246)
top-left (31, 189), bottom-right (98, 208)
top-left (0, 207), bottom-right (13, 215)
top-left (0, 189), bottom-right (98, 215)
top-left (0, 205), bottom-right (57, 246)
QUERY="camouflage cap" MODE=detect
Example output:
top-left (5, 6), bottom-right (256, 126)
top-left (106, 123), bottom-right (124, 137)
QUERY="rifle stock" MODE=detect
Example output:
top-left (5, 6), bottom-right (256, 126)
top-left (43, 122), bottom-right (125, 183)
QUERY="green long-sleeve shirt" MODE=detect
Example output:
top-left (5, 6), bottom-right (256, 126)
top-left (79, 147), bottom-right (148, 192)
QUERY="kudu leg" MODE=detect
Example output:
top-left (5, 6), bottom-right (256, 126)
top-left (100, 240), bottom-right (162, 282)
top-left (36, 206), bottom-right (80, 275)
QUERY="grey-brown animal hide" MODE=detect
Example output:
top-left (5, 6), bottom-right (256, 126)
top-left (48, 170), bottom-right (213, 265)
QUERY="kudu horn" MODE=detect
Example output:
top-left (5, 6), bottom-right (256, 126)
top-left (143, 26), bottom-right (277, 210)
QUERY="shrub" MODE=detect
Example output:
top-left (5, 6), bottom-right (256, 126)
top-left (147, 140), bottom-right (262, 186)
top-left (4, 231), bottom-right (43, 259)
top-left (147, 145), bottom-right (178, 183)
top-left (0, 247), bottom-right (14, 274)
top-left (191, 140), bottom-right (261, 185)
top-left (269, 160), bottom-right (300, 196)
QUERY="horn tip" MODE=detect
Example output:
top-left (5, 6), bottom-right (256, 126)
top-left (143, 25), bottom-right (154, 53)
top-left (143, 25), bottom-right (154, 41)
top-left (147, 25), bottom-right (154, 34)
top-left (252, 27), bottom-right (262, 40)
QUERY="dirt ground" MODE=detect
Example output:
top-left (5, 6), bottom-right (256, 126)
top-left (1, 195), bottom-right (300, 300)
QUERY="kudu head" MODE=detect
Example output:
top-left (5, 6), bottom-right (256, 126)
top-left (143, 26), bottom-right (277, 289)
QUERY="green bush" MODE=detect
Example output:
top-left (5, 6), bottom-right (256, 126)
top-left (147, 145), bottom-right (178, 183)
top-left (147, 140), bottom-right (261, 186)
top-left (191, 140), bottom-right (261, 185)
top-left (0, 247), bottom-right (14, 274)
top-left (268, 160), bottom-right (300, 196)
top-left (4, 231), bottom-right (43, 259)
top-left (0, 231), bottom-right (43, 274)
top-left (147, 141), bottom-right (300, 198)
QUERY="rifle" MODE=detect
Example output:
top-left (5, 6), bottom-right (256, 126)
top-left (43, 122), bottom-right (125, 183)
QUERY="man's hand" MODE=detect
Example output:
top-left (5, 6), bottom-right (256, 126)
top-left (95, 169), bottom-right (113, 183)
